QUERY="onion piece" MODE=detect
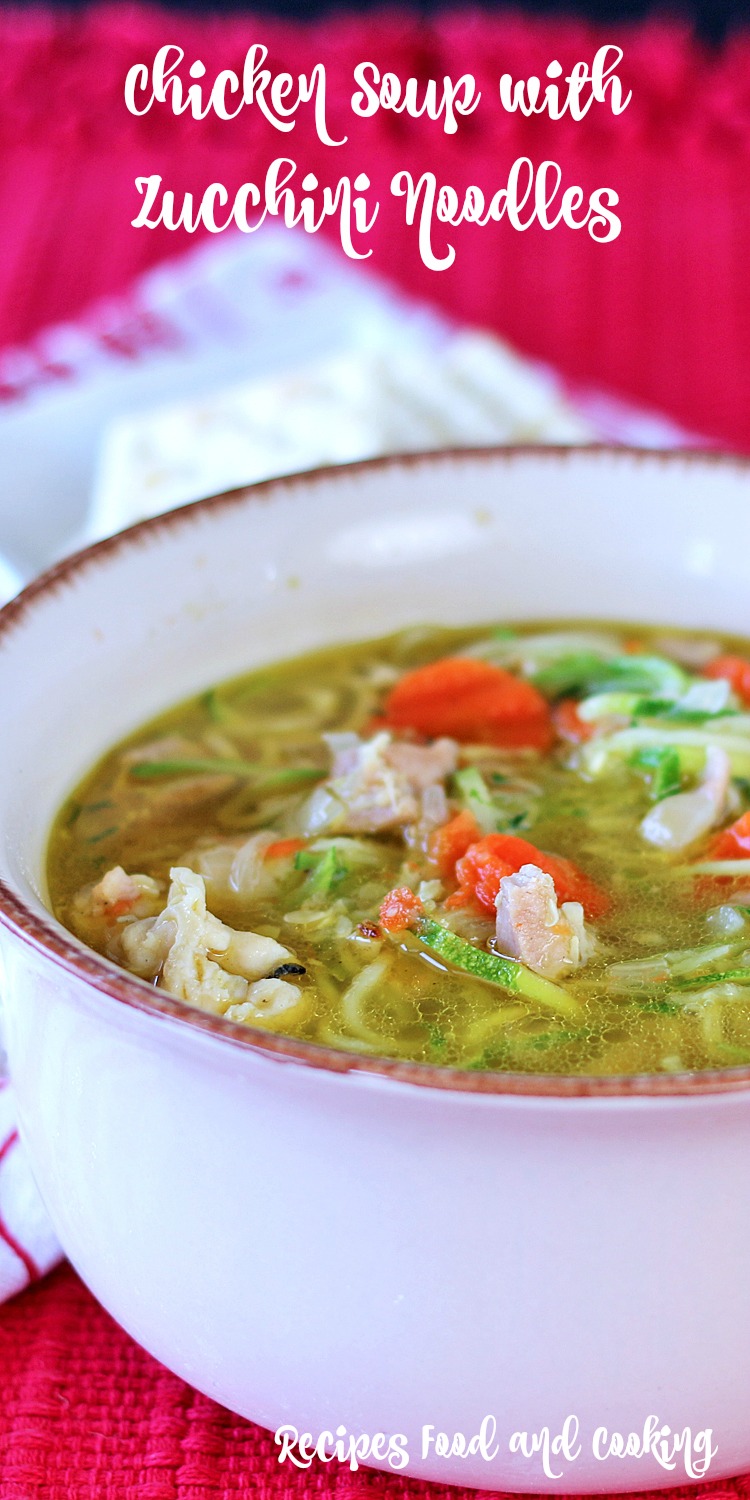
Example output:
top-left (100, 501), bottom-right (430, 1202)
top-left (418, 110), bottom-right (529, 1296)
top-left (639, 746), bottom-right (731, 852)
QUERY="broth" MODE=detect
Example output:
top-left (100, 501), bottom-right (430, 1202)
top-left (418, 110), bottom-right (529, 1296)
top-left (48, 621), bottom-right (750, 1075)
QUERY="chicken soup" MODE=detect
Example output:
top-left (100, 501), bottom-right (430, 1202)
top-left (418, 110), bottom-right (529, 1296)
top-left (47, 622), bottom-right (750, 1075)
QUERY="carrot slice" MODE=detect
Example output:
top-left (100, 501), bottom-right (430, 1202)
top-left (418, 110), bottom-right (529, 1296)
top-left (108, 898), bottom-right (137, 919)
top-left (443, 889), bottom-right (473, 910)
top-left (379, 887), bottom-right (425, 933)
top-left (553, 698), bottom-right (595, 743)
top-left (453, 840), bottom-right (516, 914)
top-left (263, 838), bottom-right (308, 861)
top-left (704, 654), bottom-right (750, 706)
top-left (540, 851), bottom-right (611, 920)
top-left (383, 657), bottom-right (553, 751)
top-left (429, 810), bottom-right (481, 878)
top-left (452, 833), bottom-right (610, 919)
top-left (709, 810), bottom-right (750, 861)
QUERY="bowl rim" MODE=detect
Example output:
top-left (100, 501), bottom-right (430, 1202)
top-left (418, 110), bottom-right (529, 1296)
top-left (4, 440), bottom-right (750, 1101)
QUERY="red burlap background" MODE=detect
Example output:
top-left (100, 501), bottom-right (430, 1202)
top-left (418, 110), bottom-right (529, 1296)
top-left (4, 7), bottom-right (750, 1495)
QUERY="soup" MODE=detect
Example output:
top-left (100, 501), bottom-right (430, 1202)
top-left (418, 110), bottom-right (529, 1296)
top-left (47, 621), bottom-right (750, 1076)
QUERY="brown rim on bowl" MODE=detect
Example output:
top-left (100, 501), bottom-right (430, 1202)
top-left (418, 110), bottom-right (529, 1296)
top-left (2, 443), bottom-right (750, 1100)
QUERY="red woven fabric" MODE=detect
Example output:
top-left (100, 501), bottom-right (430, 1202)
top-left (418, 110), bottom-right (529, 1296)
top-left (0, 1263), bottom-right (747, 1500)
top-left (1, 6), bottom-right (750, 445)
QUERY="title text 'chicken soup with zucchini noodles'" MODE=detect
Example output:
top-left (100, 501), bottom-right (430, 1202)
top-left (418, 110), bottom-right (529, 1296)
top-left (47, 622), bottom-right (750, 1076)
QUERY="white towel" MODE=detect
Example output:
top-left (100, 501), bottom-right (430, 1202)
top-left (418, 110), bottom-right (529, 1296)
top-left (0, 1080), bottom-right (62, 1302)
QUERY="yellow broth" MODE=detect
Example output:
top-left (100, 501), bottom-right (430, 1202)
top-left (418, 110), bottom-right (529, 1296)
top-left (47, 622), bottom-right (750, 1075)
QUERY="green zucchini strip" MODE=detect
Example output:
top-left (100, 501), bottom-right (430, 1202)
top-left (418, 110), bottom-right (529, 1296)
top-left (630, 745), bottom-right (682, 802)
top-left (412, 917), bottom-right (581, 1018)
top-left (130, 758), bottom-right (324, 789)
top-left (671, 968), bottom-right (750, 993)
top-left (295, 845), bottom-right (347, 896)
top-left (583, 727), bottom-right (750, 780)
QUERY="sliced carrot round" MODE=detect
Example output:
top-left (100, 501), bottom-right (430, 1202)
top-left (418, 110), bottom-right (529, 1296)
top-left (379, 886), bottom-right (424, 933)
top-left (709, 810), bottom-right (750, 861)
top-left (704, 653), bottom-right (750, 706)
top-left (453, 839), bottom-right (516, 914)
top-left (263, 837), bottom-right (308, 862)
top-left (383, 656), bottom-right (553, 751)
top-left (429, 810), bottom-right (481, 878)
top-left (553, 698), bottom-right (595, 743)
top-left (452, 833), bottom-right (610, 919)
top-left (540, 851), bottom-right (611, 920)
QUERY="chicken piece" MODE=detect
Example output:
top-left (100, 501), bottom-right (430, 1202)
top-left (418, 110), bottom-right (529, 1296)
top-left (640, 745), bottom-right (732, 852)
top-left (654, 636), bottom-right (723, 670)
top-left (225, 980), bottom-right (305, 1025)
top-left (69, 865), bottom-right (165, 961)
top-left (384, 738), bottom-right (458, 791)
top-left (300, 732), bottom-right (458, 836)
top-left (73, 864), bottom-right (306, 1026)
top-left (120, 914), bottom-right (175, 978)
top-left (119, 866), bottom-right (301, 1019)
top-left (156, 876), bottom-right (285, 1014)
top-left (494, 863), bottom-right (595, 980)
top-left (83, 865), bottom-right (162, 920)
